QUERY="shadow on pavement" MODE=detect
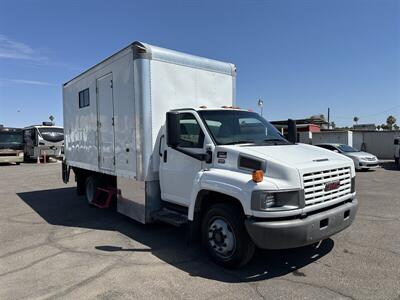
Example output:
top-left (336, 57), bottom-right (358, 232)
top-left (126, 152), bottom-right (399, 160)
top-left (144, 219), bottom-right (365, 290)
top-left (17, 187), bottom-right (334, 283)
top-left (379, 161), bottom-right (399, 171)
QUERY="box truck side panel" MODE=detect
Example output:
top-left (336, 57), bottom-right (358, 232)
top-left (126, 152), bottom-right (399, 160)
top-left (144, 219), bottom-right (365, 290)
top-left (63, 51), bottom-right (136, 178)
top-left (112, 55), bottom-right (136, 178)
top-left (63, 73), bottom-right (99, 171)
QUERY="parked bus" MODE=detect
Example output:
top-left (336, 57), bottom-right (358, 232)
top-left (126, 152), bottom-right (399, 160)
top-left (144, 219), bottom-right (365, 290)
top-left (23, 122), bottom-right (64, 160)
top-left (0, 126), bottom-right (24, 165)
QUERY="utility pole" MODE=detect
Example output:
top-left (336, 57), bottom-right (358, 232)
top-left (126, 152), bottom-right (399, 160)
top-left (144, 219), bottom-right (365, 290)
top-left (327, 108), bottom-right (330, 129)
top-left (258, 98), bottom-right (264, 117)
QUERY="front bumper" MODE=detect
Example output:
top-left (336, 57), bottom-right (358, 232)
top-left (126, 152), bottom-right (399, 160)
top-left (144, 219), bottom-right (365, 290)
top-left (357, 161), bottom-right (379, 169)
top-left (245, 199), bottom-right (358, 249)
top-left (0, 155), bottom-right (24, 163)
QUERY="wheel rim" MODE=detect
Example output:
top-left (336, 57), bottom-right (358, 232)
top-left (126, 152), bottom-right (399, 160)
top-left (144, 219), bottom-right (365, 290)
top-left (208, 217), bottom-right (236, 259)
top-left (86, 178), bottom-right (95, 203)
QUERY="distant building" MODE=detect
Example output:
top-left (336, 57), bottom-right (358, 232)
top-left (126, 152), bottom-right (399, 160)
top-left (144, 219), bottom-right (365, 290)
top-left (353, 124), bottom-right (376, 131)
top-left (271, 116), bottom-right (329, 131)
top-left (270, 119), bottom-right (323, 144)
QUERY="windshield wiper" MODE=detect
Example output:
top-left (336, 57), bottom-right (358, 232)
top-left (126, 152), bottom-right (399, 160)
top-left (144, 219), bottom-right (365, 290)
top-left (263, 138), bottom-right (291, 145)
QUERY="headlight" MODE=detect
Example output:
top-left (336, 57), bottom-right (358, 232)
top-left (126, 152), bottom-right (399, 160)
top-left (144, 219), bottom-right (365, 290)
top-left (18, 152), bottom-right (24, 157)
top-left (251, 190), bottom-right (301, 211)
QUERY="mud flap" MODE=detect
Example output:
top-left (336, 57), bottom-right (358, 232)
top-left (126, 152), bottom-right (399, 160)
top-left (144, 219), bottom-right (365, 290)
top-left (62, 161), bottom-right (70, 184)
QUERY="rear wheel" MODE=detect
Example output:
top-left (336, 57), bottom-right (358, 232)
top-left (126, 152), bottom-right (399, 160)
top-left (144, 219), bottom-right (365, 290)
top-left (202, 203), bottom-right (255, 268)
top-left (85, 175), bottom-right (101, 205)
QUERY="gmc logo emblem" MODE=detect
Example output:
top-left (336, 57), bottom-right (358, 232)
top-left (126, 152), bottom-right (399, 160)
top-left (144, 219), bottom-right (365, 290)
top-left (325, 181), bottom-right (340, 191)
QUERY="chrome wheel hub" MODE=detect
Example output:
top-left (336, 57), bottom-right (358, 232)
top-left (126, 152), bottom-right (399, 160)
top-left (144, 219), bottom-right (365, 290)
top-left (208, 218), bottom-right (236, 258)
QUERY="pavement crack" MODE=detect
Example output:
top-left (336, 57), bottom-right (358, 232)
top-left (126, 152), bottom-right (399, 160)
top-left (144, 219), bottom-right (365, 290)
top-left (42, 262), bottom-right (119, 299)
top-left (0, 251), bottom-right (62, 277)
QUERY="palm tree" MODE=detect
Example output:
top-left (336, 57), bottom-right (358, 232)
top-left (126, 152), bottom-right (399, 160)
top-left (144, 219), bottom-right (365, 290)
top-left (386, 115), bottom-right (396, 130)
top-left (353, 116), bottom-right (359, 125)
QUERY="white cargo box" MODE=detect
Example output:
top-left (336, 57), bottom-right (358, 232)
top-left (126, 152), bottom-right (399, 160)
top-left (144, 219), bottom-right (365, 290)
top-left (63, 41), bottom-right (236, 181)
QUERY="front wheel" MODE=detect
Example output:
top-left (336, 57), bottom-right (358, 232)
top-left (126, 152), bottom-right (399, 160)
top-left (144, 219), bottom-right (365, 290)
top-left (202, 203), bottom-right (255, 268)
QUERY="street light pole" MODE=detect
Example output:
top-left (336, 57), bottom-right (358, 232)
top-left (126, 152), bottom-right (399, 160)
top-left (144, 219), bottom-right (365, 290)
top-left (257, 98), bottom-right (264, 117)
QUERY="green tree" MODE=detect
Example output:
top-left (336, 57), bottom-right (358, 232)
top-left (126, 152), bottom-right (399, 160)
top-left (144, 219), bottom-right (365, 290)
top-left (386, 115), bottom-right (396, 130)
top-left (381, 124), bottom-right (389, 130)
top-left (353, 116), bottom-right (359, 125)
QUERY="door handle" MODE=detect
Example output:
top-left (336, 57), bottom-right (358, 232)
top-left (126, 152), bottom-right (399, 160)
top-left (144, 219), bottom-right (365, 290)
top-left (159, 135), bottom-right (164, 157)
top-left (163, 150), bottom-right (167, 163)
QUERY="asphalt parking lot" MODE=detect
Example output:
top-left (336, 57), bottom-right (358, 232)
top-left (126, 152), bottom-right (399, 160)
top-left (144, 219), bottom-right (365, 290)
top-left (0, 162), bottom-right (399, 299)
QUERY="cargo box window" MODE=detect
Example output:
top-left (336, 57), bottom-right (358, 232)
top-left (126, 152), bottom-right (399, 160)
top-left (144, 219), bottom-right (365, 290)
top-left (79, 88), bottom-right (90, 108)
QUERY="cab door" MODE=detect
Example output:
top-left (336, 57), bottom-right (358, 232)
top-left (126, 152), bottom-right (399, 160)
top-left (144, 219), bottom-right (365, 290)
top-left (159, 112), bottom-right (205, 207)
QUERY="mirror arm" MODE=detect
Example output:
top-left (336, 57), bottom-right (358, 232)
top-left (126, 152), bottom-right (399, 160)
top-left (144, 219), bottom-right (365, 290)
top-left (172, 146), bottom-right (211, 162)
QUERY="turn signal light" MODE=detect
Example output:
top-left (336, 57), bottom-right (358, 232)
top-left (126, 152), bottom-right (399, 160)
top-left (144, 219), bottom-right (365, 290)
top-left (252, 170), bottom-right (264, 183)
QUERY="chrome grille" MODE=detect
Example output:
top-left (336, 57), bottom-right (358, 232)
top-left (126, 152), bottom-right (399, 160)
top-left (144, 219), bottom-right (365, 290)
top-left (364, 157), bottom-right (376, 161)
top-left (303, 167), bottom-right (352, 206)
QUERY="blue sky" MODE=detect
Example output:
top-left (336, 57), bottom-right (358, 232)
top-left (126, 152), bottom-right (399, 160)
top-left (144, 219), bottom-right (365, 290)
top-left (0, 0), bottom-right (399, 128)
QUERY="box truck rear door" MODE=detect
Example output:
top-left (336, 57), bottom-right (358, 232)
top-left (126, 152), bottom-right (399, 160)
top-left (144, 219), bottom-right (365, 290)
top-left (96, 73), bottom-right (115, 172)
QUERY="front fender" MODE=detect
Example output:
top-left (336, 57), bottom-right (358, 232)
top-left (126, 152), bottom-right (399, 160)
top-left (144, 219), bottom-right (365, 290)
top-left (188, 168), bottom-right (279, 221)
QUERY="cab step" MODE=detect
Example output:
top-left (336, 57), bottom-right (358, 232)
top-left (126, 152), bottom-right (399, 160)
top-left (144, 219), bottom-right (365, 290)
top-left (153, 208), bottom-right (188, 227)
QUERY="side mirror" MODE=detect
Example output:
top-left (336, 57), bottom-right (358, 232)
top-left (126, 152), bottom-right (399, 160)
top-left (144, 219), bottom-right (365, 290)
top-left (333, 150), bottom-right (339, 153)
top-left (166, 112), bottom-right (180, 148)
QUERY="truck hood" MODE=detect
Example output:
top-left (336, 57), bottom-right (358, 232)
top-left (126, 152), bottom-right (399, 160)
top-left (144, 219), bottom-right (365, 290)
top-left (217, 143), bottom-right (355, 190)
top-left (239, 143), bottom-right (351, 168)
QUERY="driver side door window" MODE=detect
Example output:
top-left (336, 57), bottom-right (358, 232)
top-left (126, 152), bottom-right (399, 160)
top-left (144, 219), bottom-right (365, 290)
top-left (160, 112), bottom-right (205, 206)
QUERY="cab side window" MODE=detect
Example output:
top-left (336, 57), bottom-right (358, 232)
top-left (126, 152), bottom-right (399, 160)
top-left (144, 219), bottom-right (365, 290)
top-left (178, 113), bottom-right (204, 148)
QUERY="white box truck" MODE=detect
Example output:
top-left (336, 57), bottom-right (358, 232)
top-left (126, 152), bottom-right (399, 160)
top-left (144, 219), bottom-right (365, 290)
top-left (62, 41), bottom-right (358, 268)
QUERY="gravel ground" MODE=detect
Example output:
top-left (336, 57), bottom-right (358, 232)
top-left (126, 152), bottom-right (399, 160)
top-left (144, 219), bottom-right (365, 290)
top-left (0, 161), bottom-right (399, 299)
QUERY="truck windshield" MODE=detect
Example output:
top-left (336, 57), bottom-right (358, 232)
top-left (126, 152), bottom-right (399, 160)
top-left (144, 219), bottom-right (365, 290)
top-left (0, 130), bottom-right (23, 148)
top-left (38, 127), bottom-right (64, 143)
top-left (198, 110), bottom-right (290, 146)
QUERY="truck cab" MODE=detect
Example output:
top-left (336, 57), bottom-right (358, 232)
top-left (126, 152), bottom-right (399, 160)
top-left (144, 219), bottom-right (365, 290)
top-left (157, 107), bottom-right (358, 267)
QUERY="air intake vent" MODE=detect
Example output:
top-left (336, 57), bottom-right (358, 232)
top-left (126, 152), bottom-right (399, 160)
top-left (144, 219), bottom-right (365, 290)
top-left (239, 155), bottom-right (264, 171)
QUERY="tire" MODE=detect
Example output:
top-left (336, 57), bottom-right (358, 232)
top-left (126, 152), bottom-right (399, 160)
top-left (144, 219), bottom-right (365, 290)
top-left (85, 175), bottom-right (101, 205)
top-left (16, 162), bottom-right (21, 165)
top-left (202, 203), bottom-right (255, 268)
